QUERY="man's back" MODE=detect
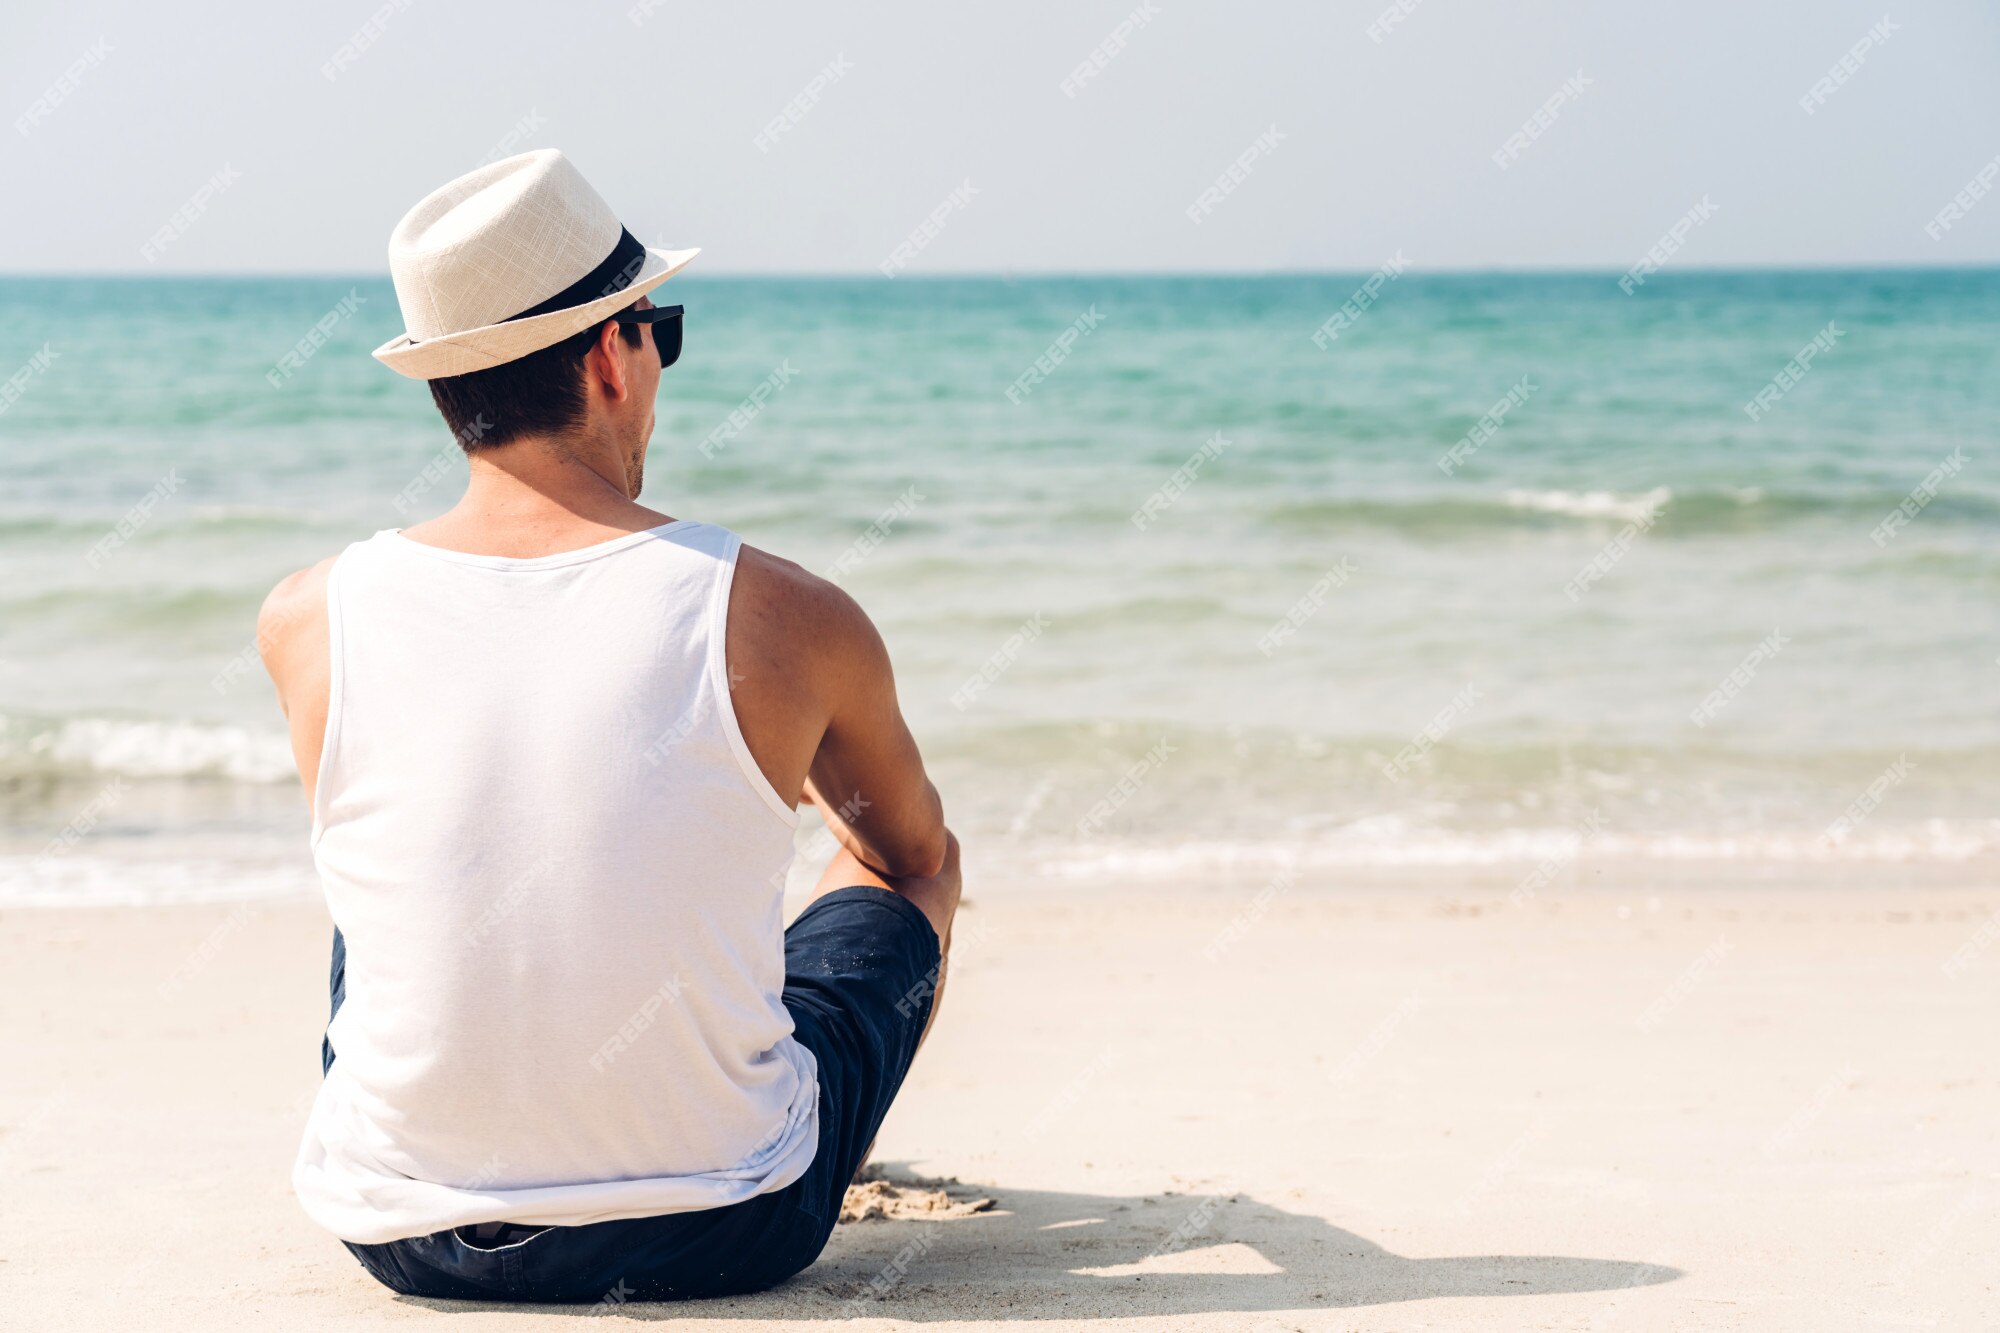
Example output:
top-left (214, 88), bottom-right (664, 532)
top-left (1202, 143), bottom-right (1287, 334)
top-left (294, 521), bottom-right (820, 1244)
top-left (264, 508), bottom-right (947, 897)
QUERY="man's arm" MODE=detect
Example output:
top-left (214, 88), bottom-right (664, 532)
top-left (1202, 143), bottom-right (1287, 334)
top-left (257, 558), bottom-right (335, 807)
top-left (799, 578), bottom-right (946, 879)
top-left (729, 545), bottom-right (947, 880)
top-left (799, 594), bottom-right (946, 878)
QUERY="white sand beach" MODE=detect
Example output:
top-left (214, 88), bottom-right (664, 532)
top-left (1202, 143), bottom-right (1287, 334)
top-left (5, 878), bottom-right (1995, 1330)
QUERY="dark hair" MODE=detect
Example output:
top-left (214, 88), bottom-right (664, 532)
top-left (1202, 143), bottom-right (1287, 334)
top-left (426, 310), bottom-right (643, 451)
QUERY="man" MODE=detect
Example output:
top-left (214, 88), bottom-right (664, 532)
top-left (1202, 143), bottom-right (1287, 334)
top-left (259, 149), bottom-right (960, 1302)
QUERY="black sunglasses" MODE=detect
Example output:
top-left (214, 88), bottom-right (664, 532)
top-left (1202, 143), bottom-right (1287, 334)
top-left (611, 304), bottom-right (684, 369)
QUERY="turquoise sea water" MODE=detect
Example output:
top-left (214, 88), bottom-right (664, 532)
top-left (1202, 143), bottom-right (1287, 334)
top-left (0, 271), bottom-right (1995, 902)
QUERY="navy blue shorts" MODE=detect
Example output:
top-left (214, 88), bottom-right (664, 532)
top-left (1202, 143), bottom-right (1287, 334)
top-left (330, 885), bottom-right (942, 1303)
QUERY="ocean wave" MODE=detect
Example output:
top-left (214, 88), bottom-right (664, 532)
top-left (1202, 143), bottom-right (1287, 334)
top-left (9, 816), bottom-right (1989, 908)
top-left (1266, 486), bottom-right (2000, 536)
top-left (0, 715), bottom-right (294, 783)
top-left (1502, 487), bottom-right (1672, 523)
top-left (0, 506), bottom-right (341, 542)
top-left (0, 585), bottom-right (258, 633)
top-left (1018, 817), bottom-right (2000, 878)
top-left (0, 849), bottom-right (318, 907)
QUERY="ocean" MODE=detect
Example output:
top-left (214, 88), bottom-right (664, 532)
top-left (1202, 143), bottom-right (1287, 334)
top-left (1, 270), bottom-right (1994, 904)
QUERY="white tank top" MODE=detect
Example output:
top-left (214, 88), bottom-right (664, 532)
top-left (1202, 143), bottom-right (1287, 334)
top-left (294, 521), bottom-right (815, 1246)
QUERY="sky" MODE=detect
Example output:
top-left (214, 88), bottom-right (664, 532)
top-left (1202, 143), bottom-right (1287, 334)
top-left (4, 0), bottom-right (1998, 274)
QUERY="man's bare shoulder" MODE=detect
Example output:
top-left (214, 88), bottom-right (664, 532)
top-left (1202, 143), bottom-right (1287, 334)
top-left (257, 556), bottom-right (337, 673)
top-left (733, 543), bottom-right (881, 656)
top-left (725, 543), bottom-right (892, 797)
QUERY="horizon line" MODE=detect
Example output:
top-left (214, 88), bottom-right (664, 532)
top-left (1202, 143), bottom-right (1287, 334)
top-left (2, 261), bottom-right (1997, 281)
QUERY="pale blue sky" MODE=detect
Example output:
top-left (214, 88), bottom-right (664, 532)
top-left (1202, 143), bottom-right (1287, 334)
top-left (5, 0), bottom-right (1997, 273)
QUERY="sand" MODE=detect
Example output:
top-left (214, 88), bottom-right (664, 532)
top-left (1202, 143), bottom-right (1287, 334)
top-left (4, 879), bottom-right (1996, 1330)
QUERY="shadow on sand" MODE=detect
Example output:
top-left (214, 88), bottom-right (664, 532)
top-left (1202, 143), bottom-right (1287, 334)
top-left (398, 1165), bottom-right (1680, 1322)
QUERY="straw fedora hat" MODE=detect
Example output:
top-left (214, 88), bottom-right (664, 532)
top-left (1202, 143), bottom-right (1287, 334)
top-left (373, 149), bottom-right (699, 380)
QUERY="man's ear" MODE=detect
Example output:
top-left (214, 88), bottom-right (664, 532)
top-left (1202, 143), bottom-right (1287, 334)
top-left (585, 320), bottom-right (631, 404)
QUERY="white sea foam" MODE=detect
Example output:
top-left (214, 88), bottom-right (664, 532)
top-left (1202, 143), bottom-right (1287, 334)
top-left (3, 716), bottom-right (294, 783)
top-left (7, 806), bottom-right (1993, 907)
top-left (1020, 817), bottom-right (1999, 881)
top-left (0, 849), bottom-right (319, 908)
top-left (1502, 486), bottom-right (1672, 523)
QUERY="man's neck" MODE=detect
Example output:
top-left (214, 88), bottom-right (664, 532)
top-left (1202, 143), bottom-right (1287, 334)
top-left (400, 433), bottom-right (674, 558)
